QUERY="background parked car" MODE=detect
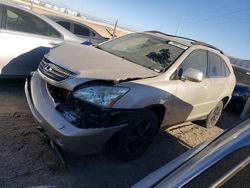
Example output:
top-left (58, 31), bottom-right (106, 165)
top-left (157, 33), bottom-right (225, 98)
top-left (227, 65), bottom-right (250, 113)
top-left (133, 115), bottom-right (250, 188)
top-left (0, 1), bottom-right (83, 78)
top-left (230, 57), bottom-right (250, 70)
top-left (45, 14), bottom-right (108, 44)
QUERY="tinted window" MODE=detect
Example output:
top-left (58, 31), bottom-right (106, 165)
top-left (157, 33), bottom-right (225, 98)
top-left (91, 31), bottom-right (96, 37)
top-left (208, 52), bottom-right (227, 77)
top-left (57, 21), bottom-right (71, 31)
top-left (0, 5), bottom-right (3, 28)
top-left (178, 50), bottom-right (207, 78)
top-left (74, 24), bottom-right (90, 36)
top-left (6, 6), bottom-right (61, 38)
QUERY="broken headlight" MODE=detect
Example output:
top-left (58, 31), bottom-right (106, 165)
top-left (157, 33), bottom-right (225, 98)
top-left (73, 86), bottom-right (129, 108)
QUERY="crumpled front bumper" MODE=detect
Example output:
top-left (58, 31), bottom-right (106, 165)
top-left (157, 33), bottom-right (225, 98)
top-left (25, 72), bottom-right (126, 155)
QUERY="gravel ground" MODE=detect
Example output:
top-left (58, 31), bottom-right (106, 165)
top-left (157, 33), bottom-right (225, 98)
top-left (0, 79), bottom-right (240, 188)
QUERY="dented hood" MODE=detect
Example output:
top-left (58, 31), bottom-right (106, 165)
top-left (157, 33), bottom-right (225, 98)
top-left (47, 42), bottom-right (159, 81)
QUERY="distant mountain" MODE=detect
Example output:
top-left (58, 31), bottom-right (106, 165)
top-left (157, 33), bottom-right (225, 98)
top-left (229, 57), bottom-right (250, 70)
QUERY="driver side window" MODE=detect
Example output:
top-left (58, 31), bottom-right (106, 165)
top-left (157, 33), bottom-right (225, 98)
top-left (5, 6), bottom-right (61, 38)
top-left (177, 50), bottom-right (208, 79)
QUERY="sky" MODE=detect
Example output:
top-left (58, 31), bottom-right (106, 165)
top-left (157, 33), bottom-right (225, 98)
top-left (50, 0), bottom-right (250, 59)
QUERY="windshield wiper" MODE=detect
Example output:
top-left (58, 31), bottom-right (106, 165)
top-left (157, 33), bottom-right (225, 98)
top-left (159, 64), bottom-right (172, 73)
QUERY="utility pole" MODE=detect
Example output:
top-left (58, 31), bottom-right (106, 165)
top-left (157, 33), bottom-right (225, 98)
top-left (112, 19), bottom-right (118, 39)
top-left (175, 17), bottom-right (184, 36)
top-left (30, 0), bottom-right (33, 10)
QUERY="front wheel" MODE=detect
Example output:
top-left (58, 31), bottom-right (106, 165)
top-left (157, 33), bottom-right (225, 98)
top-left (115, 110), bottom-right (158, 161)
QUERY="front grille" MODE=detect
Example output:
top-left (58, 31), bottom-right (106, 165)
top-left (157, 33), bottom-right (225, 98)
top-left (39, 57), bottom-right (76, 81)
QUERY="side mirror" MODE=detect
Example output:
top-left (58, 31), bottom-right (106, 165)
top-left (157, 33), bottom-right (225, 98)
top-left (182, 68), bottom-right (203, 82)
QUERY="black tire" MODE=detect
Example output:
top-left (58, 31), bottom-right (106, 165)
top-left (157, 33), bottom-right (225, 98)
top-left (198, 101), bottom-right (224, 128)
top-left (115, 110), bottom-right (158, 161)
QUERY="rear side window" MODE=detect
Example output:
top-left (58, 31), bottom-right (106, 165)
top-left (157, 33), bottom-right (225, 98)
top-left (208, 52), bottom-right (230, 77)
top-left (5, 6), bottom-right (61, 38)
top-left (223, 59), bottom-right (231, 76)
top-left (74, 24), bottom-right (90, 36)
top-left (91, 31), bottom-right (96, 37)
top-left (178, 50), bottom-right (208, 78)
top-left (57, 21), bottom-right (71, 31)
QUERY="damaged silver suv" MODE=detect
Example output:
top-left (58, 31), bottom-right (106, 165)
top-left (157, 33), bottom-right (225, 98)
top-left (25, 31), bottom-right (236, 160)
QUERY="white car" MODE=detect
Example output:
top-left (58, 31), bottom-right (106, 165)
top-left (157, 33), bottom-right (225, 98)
top-left (0, 1), bottom-right (83, 77)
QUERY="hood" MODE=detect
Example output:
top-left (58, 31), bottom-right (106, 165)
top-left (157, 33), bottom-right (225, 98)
top-left (47, 42), bottom-right (159, 82)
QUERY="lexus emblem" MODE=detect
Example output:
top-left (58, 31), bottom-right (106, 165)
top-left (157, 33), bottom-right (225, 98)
top-left (44, 64), bottom-right (53, 72)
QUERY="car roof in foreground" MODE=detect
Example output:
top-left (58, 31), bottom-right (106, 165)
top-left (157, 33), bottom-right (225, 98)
top-left (132, 115), bottom-right (250, 188)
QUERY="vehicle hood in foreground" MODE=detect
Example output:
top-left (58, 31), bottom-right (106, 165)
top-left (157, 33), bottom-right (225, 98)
top-left (47, 42), bottom-right (159, 82)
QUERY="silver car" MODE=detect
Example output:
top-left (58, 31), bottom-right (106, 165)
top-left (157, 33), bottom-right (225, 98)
top-left (0, 1), bottom-right (82, 77)
top-left (25, 31), bottom-right (236, 160)
top-left (45, 14), bottom-right (108, 44)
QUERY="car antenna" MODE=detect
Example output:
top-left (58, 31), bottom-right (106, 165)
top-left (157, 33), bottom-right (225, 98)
top-left (30, 0), bottom-right (33, 10)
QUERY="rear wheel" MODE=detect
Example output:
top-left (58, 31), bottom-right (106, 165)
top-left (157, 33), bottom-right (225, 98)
top-left (116, 110), bottom-right (158, 161)
top-left (199, 101), bottom-right (224, 128)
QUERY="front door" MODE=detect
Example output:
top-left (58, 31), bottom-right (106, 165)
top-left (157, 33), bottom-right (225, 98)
top-left (172, 50), bottom-right (210, 124)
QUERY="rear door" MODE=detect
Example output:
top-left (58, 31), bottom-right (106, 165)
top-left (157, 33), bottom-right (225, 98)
top-left (0, 5), bottom-right (63, 77)
top-left (206, 52), bottom-right (231, 110)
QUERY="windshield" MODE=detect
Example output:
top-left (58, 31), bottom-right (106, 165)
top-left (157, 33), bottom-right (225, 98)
top-left (99, 33), bottom-right (186, 72)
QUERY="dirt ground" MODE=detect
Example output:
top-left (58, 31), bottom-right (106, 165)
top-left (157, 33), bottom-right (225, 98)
top-left (0, 79), bottom-right (240, 188)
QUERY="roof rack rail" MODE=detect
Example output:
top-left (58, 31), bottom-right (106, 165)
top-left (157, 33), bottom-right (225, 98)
top-left (146, 31), bottom-right (224, 54)
top-left (193, 41), bottom-right (224, 54)
top-left (145, 30), bottom-right (197, 42)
